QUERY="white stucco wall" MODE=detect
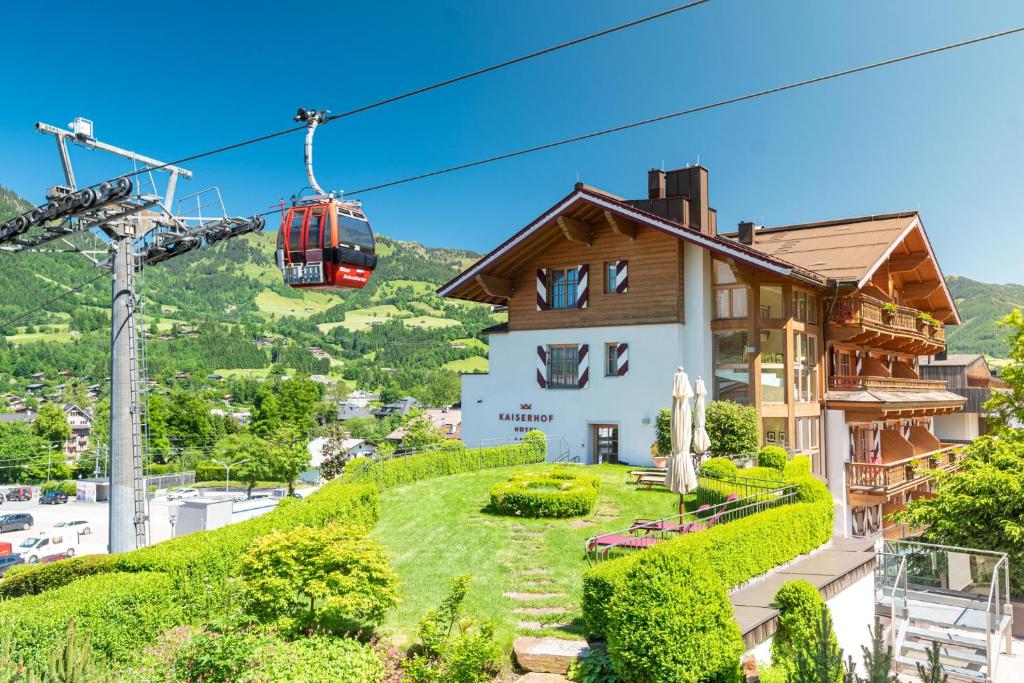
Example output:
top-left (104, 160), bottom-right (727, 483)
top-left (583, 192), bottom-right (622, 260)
top-left (933, 411), bottom-right (979, 442)
top-left (824, 408), bottom-right (851, 536)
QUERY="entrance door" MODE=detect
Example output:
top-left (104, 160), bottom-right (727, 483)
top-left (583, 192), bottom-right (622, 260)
top-left (593, 424), bottom-right (619, 464)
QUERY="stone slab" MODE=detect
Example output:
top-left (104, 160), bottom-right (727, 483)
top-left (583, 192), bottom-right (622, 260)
top-left (515, 674), bottom-right (572, 683)
top-left (777, 550), bottom-right (874, 577)
top-left (513, 636), bottom-right (590, 674)
top-left (732, 572), bottom-right (832, 608)
top-left (829, 536), bottom-right (877, 553)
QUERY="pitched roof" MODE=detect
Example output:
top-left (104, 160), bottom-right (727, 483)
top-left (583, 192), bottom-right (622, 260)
top-left (439, 185), bottom-right (827, 303)
top-left (721, 213), bottom-right (918, 282)
top-left (918, 354), bottom-right (985, 368)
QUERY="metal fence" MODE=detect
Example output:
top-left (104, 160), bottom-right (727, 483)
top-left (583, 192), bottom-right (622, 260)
top-left (145, 472), bottom-right (195, 489)
top-left (693, 470), bottom-right (788, 507)
top-left (585, 473), bottom-right (798, 563)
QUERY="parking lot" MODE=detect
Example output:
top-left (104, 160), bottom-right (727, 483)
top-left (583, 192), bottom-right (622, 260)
top-left (0, 491), bottom-right (186, 558)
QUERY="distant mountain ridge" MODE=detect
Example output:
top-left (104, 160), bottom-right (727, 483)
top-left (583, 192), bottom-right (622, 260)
top-left (946, 276), bottom-right (1024, 359)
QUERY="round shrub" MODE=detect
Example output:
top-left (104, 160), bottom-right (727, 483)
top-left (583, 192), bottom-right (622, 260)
top-left (757, 446), bottom-right (788, 471)
top-left (490, 468), bottom-right (599, 518)
top-left (783, 454), bottom-right (812, 480)
top-left (771, 580), bottom-right (838, 679)
top-left (706, 400), bottom-right (759, 456)
top-left (698, 457), bottom-right (737, 478)
top-left (605, 552), bottom-right (743, 683)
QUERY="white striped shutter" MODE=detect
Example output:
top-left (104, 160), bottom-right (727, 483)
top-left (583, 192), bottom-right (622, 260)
top-left (848, 426), bottom-right (856, 461)
top-left (615, 260), bottom-right (628, 293)
top-left (576, 265), bottom-right (589, 308)
top-left (577, 344), bottom-right (589, 389)
top-left (536, 346), bottom-right (547, 389)
top-left (536, 269), bottom-right (549, 311)
top-left (871, 424), bottom-right (881, 463)
top-left (616, 343), bottom-right (629, 376)
top-left (829, 347), bottom-right (837, 379)
top-left (855, 351), bottom-right (862, 376)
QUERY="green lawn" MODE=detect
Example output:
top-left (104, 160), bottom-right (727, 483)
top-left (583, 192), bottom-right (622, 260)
top-left (451, 337), bottom-right (488, 352)
top-left (370, 463), bottom-right (686, 649)
top-left (371, 279), bottom-right (435, 302)
top-left (6, 330), bottom-right (78, 344)
top-left (442, 356), bottom-right (489, 373)
top-left (255, 289), bottom-right (339, 318)
top-left (402, 315), bottom-right (459, 330)
top-left (318, 304), bottom-right (405, 332)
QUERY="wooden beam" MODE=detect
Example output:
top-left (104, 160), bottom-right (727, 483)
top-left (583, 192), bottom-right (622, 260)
top-left (901, 280), bottom-right (941, 299)
top-left (931, 308), bottom-right (953, 321)
top-left (557, 216), bottom-right (593, 246)
top-left (888, 253), bottom-right (929, 273)
top-left (474, 274), bottom-right (513, 300)
top-left (604, 210), bottom-right (636, 240)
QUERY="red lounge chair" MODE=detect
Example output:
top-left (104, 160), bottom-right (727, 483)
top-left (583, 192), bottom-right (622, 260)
top-left (587, 534), bottom-right (659, 560)
top-left (632, 504), bottom-right (712, 534)
top-left (690, 493), bottom-right (740, 531)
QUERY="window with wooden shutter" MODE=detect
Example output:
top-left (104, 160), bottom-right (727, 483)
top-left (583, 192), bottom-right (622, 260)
top-left (577, 344), bottom-right (590, 388)
top-left (576, 264), bottom-right (589, 308)
top-left (536, 346), bottom-right (547, 388)
top-left (605, 342), bottom-right (629, 376)
top-left (536, 269), bottom-right (548, 311)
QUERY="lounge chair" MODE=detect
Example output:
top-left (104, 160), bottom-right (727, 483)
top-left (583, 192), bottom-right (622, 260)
top-left (631, 504), bottom-right (711, 534)
top-left (587, 534), bottom-right (660, 560)
top-left (689, 493), bottom-right (740, 531)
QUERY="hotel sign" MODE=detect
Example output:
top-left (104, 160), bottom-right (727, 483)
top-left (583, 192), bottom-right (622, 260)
top-left (498, 403), bottom-right (554, 433)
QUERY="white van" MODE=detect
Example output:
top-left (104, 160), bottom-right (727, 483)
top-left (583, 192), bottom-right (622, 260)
top-left (16, 530), bottom-right (77, 564)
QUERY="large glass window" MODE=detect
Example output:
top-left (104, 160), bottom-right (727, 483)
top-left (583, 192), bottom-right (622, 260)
top-left (337, 211), bottom-right (375, 249)
top-left (712, 259), bottom-right (748, 319)
top-left (760, 330), bottom-right (786, 403)
top-left (713, 331), bottom-right (750, 404)
top-left (288, 208), bottom-right (306, 259)
top-left (794, 332), bottom-right (820, 402)
top-left (796, 417), bottom-right (820, 455)
top-left (763, 417), bottom-right (787, 448)
top-left (549, 268), bottom-right (579, 310)
top-left (759, 285), bottom-right (784, 319)
top-left (791, 289), bottom-right (819, 324)
top-left (547, 345), bottom-right (578, 389)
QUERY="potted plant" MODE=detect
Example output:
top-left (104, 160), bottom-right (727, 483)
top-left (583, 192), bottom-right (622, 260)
top-left (882, 302), bottom-right (898, 322)
top-left (916, 312), bottom-right (934, 333)
top-left (650, 442), bottom-right (668, 469)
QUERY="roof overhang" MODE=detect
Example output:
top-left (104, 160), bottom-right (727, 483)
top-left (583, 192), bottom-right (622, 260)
top-left (439, 187), bottom-right (825, 301)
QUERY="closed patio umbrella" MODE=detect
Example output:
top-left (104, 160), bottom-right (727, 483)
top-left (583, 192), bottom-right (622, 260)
top-left (665, 367), bottom-right (697, 513)
top-left (692, 377), bottom-right (711, 459)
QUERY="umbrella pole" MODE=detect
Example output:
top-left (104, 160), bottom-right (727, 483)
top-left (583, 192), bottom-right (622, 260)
top-left (679, 493), bottom-right (684, 517)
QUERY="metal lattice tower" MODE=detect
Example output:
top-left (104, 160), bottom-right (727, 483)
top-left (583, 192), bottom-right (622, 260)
top-left (1, 117), bottom-right (263, 553)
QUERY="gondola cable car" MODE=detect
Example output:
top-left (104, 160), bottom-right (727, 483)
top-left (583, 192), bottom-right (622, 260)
top-left (276, 108), bottom-right (377, 290)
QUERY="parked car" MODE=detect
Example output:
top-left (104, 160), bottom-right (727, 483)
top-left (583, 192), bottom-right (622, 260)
top-left (167, 488), bottom-right (199, 501)
top-left (0, 513), bottom-right (33, 533)
top-left (16, 531), bottom-right (76, 564)
top-left (4, 487), bottom-right (32, 502)
top-left (0, 553), bottom-right (24, 576)
top-left (39, 491), bottom-right (68, 505)
top-left (54, 520), bottom-right (92, 535)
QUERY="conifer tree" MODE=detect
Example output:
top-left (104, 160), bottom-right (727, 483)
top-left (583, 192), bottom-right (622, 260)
top-left (790, 605), bottom-right (845, 683)
top-left (915, 641), bottom-right (948, 683)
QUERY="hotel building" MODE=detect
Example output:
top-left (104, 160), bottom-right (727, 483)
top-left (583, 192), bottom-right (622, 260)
top-left (439, 166), bottom-right (966, 537)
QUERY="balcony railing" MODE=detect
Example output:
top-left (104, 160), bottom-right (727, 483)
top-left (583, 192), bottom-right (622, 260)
top-left (830, 375), bottom-right (949, 392)
top-left (829, 293), bottom-right (945, 350)
top-left (846, 445), bottom-right (965, 493)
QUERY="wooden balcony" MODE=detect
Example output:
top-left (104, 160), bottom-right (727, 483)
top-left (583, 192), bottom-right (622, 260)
top-left (845, 445), bottom-right (965, 500)
top-left (829, 293), bottom-right (945, 355)
top-left (830, 375), bottom-right (949, 392)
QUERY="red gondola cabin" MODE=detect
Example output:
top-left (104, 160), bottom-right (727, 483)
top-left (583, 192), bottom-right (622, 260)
top-left (276, 197), bottom-right (377, 290)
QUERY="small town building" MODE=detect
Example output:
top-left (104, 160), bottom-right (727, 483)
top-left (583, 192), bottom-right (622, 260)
top-left (338, 401), bottom-right (374, 421)
top-left (918, 353), bottom-right (1009, 440)
top-left (372, 396), bottom-right (421, 418)
top-left (345, 390), bottom-right (380, 408)
top-left (441, 165), bottom-right (965, 538)
top-left (386, 405), bottom-right (463, 442)
top-left (62, 404), bottom-right (92, 465)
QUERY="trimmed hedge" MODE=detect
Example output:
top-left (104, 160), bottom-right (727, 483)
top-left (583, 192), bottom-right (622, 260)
top-left (757, 446), bottom-right (788, 471)
top-left (582, 474), bottom-right (833, 640)
top-left (784, 454), bottom-right (812, 480)
top-left (699, 457), bottom-right (737, 478)
top-left (344, 430), bottom-right (546, 490)
top-left (0, 571), bottom-right (180, 671)
top-left (0, 553), bottom-right (119, 599)
top-left (195, 460), bottom-right (228, 482)
top-left (489, 468), bottom-right (599, 518)
top-left (604, 552), bottom-right (743, 683)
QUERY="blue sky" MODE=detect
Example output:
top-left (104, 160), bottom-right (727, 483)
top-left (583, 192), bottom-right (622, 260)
top-left (2, 0), bottom-right (1022, 283)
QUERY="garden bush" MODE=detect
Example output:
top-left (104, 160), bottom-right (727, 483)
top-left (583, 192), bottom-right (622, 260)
top-left (655, 408), bottom-right (672, 457)
top-left (757, 446), bottom-right (788, 471)
top-left (0, 553), bottom-right (119, 599)
top-left (771, 580), bottom-right (839, 681)
top-left (489, 468), bottom-right (599, 518)
top-left (604, 552), bottom-right (743, 683)
top-left (582, 480), bottom-right (833, 640)
top-left (784, 454), bottom-right (812, 480)
top-left (0, 571), bottom-right (180, 671)
top-left (706, 400), bottom-right (759, 455)
top-left (236, 522), bottom-right (400, 633)
top-left (698, 456), bottom-right (737, 478)
top-left (195, 460), bottom-right (228, 482)
top-left (344, 429), bottom-right (546, 490)
top-left (40, 480), bottom-right (78, 496)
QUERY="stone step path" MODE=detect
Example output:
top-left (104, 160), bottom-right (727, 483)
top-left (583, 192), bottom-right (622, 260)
top-left (514, 673), bottom-right (572, 683)
top-left (504, 522), bottom-right (578, 640)
top-left (513, 637), bottom-right (593, 675)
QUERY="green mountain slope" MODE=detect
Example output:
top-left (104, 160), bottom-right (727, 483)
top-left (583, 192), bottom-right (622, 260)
top-left (0, 186), bottom-right (493, 405)
top-left (946, 276), bottom-right (1024, 358)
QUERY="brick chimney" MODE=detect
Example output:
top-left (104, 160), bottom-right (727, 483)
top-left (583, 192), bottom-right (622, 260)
top-left (627, 165), bottom-right (715, 236)
top-left (738, 221), bottom-right (756, 245)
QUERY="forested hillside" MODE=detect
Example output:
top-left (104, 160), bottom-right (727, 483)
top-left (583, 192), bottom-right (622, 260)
top-left (0, 185), bottom-right (497, 408)
top-left (946, 276), bottom-right (1024, 358)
